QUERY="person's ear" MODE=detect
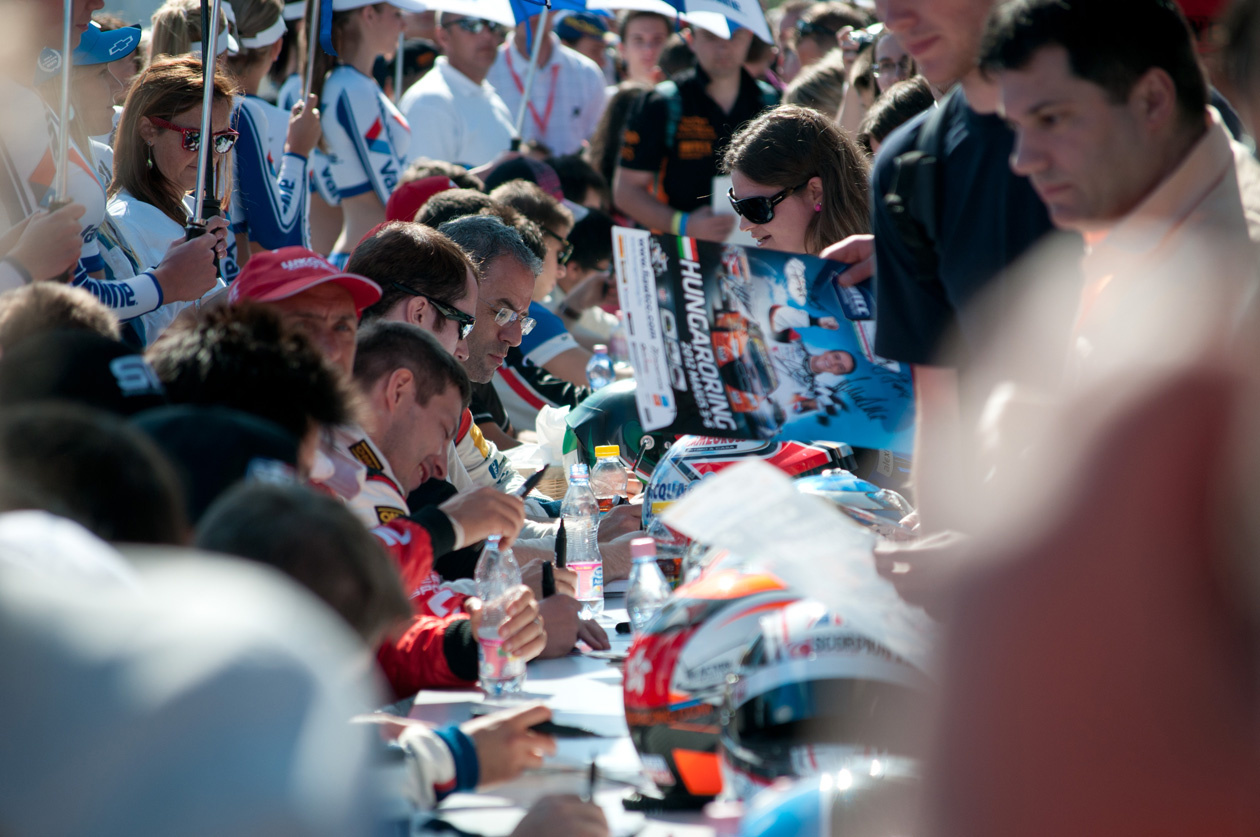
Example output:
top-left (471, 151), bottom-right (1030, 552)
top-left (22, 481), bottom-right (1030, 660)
top-left (405, 295), bottom-right (430, 326)
top-left (138, 116), bottom-right (157, 145)
top-left (385, 367), bottom-right (416, 413)
top-left (807, 175), bottom-right (824, 207)
top-left (1130, 66), bottom-right (1178, 132)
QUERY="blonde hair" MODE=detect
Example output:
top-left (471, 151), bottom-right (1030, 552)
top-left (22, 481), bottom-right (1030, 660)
top-left (783, 51), bottom-right (847, 116)
top-left (723, 105), bottom-right (871, 255)
top-left (110, 56), bottom-right (240, 226)
top-left (150, 0), bottom-right (233, 59)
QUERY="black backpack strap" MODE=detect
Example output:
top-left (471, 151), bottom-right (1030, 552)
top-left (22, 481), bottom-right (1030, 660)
top-left (882, 89), bottom-right (954, 285)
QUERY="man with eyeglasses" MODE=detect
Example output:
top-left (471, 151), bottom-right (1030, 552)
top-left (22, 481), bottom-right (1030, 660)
top-left (793, 1), bottom-right (870, 69)
top-left (399, 12), bottom-right (516, 168)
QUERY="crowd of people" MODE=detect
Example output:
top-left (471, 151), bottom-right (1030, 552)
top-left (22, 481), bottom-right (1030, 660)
top-left (4, 0), bottom-right (1260, 833)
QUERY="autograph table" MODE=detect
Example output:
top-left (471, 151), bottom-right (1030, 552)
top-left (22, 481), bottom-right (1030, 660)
top-left (407, 590), bottom-right (723, 837)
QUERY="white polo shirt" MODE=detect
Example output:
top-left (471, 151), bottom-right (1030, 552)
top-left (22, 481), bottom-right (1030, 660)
top-left (400, 57), bottom-right (516, 168)
top-left (486, 33), bottom-right (607, 156)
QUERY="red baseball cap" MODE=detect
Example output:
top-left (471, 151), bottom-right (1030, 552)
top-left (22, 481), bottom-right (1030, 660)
top-left (385, 175), bottom-right (457, 223)
top-left (228, 247), bottom-right (382, 316)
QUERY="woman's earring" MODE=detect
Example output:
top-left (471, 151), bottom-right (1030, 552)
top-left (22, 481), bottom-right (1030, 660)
top-left (146, 143), bottom-right (154, 171)
top-left (814, 202), bottom-right (822, 212)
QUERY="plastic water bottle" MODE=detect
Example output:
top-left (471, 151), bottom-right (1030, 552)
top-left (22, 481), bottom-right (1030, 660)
top-left (475, 535), bottom-right (526, 696)
top-left (627, 537), bottom-right (672, 634)
top-left (561, 463), bottom-right (603, 617)
top-left (590, 445), bottom-right (628, 514)
top-left (585, 344), bottom-right (615, 390)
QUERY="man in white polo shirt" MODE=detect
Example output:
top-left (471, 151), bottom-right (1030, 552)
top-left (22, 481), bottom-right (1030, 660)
top-left (486, 13), bottom-right (607, 156)
top-left (400, 14), bottom-right (517, 168)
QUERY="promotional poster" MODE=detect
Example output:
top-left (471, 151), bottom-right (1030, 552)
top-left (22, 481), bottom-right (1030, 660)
top-left (613, 229), bottom-right (914, 454)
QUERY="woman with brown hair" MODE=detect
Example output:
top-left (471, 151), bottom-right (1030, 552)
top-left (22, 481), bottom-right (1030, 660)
top-left (722, 104), bottom-right (870, 256)
top-left (106, 56), bottom-right (236, 342)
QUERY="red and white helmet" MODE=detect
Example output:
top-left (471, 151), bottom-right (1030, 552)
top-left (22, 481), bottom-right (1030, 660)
top-left (623, 569), bottom-right (801, 806)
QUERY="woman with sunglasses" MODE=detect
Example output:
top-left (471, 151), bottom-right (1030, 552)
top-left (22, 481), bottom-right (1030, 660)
top-left (225, 0), bottom-right (321, 257)
top-left (107, 56), bottom-right (238, 342)
top-left (722, 104), bottom-right (870, 256)
top-left (305, 0), bottom-right (423, 268)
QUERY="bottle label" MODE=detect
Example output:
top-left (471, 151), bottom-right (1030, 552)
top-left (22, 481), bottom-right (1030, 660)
top-left (569, 560), bottom-right (604, 601)
top-left (479, 637), bottom-right (521, 681)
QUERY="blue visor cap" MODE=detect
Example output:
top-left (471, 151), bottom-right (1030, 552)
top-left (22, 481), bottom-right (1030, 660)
top-left (74, 22), bottom-right (142, 66)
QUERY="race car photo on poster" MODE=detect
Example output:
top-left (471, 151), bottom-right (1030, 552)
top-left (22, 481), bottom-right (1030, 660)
top-left (613, 229), bottom-right (914, 454)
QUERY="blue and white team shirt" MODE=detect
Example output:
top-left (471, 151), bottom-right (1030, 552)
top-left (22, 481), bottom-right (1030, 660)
top-left (230, 94), bottom-right (309, 250)
top-left (320, 65), bottom-right (410, 206)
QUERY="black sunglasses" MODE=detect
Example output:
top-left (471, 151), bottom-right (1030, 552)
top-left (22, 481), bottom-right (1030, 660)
top-left (727, 180), bottom-right (811, 225)
top-left (390, 283), bottom-right (476, 339)
top-left (543, 228), bottom-right (573, 265)
top-left (795, 19), bottom-right (838, 39)
top-left (446, 17), bottom-right (504, 36)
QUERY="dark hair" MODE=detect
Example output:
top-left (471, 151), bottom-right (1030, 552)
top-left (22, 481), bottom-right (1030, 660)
top-left (147, 303), bottom-right (354, 441)
top-left (0, 403), bottom-right (186, 544)
top-left (354, 321), bottom-right (472, 409)
top-left (351, 223), bottom-right (477, 322)
top-left (723, 105), bottom-right (870, 254)
top-left (587, 82), bottom-right (650, 189)
top-left (196, 482), bottom-right (411, 644)
top-left (798, 2), bottom-right (870, 51)
top-left (0, 284), bottom-right (121, 351)
top-left (849, 42), bottom-right (877, 98)
top-left (402, 157), bottom-right (485, 192)
top-left (488, 180), bottom-right (575, 235)
top-left (658, 33), bottom-right (697, 77)
top-left (569, 208), bottom-right (616, 271)
top-left (618, 10), bottom-right (672, 41)
top-left (546, 154), bottom-right (609, 209)
top-left (416, 189), bottom-right (498, 228)
top-left (225, 0), bottom-right (285, 77)
top-left (980, 0), bottom-right (1207, 123)
top-left (857, 76), bottom-right (935, 153)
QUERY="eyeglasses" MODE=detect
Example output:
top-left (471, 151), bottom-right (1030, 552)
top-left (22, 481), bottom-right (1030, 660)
top-left (543, 228), bottom-right (573, 265)
top-left (485, 302), bottom-right (536, 336)
top-left (389, 283), bottom-right (477, 339)
top-left (873, 56), bottom-right (914, 79)
top-left (148, 115), bottom-right (239, 154)
top-left (727, 180), bottom-right (812, 225)
top-left (446, 17), bottom-right (504, 36)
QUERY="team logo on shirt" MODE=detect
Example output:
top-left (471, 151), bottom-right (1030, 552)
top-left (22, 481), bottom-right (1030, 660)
top-left (364, 118), bottom-right (391, 156)
top-left (349, 439), bottom-right (384, 470)
top-left (376, 506), bottom-right (406, 524)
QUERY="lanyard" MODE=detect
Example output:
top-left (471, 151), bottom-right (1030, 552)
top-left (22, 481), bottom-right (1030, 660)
top-left (505, 47), bottom-right (560, 139)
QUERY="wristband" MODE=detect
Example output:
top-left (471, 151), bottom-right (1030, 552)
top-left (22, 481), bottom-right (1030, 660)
top-left (1, 256), bottom-right (33, 286)
top-left (680, 212), bottom-right (690, 236)
top-left (559, 303), bottom-right (582, 320)
top-left (669, 211), bottom-right (684, 236)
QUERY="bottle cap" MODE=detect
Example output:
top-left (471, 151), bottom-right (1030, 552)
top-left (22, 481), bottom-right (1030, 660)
top-left (594, 445), bottom-right (620, 458)
top-left (593, 344), bottom-right (608, 353)
top-left (630, 537), bottom-right (656, 559)
top-left (486, 534), bottom-right (501, 549)
top-left (569, 462), bottom-right (589, 481)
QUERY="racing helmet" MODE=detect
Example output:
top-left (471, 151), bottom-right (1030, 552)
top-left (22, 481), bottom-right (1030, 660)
top-left (738, 769), bottom-right (920, 837)
top-left (719, 599), bottom-right (930, 803)
top-left (563, 380), bottom-right (674, 480)
top-left (642, 436), bottom-right (858, 532)
top-left (623, 569), bottom-right (801, 807)
top-left (793, 471), bottom-right (915, 541)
